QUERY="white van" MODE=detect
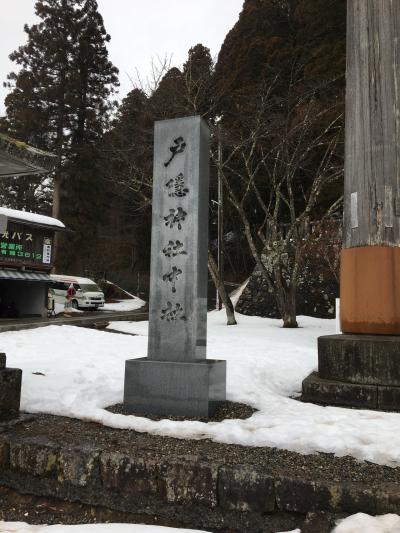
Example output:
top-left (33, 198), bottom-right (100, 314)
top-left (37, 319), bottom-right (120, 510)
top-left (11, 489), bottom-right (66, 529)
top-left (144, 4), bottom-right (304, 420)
top-left (49, 275), bottom-right (105, 310)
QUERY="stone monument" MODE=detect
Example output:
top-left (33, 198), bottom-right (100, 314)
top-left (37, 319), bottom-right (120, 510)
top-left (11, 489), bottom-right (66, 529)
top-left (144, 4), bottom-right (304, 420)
top-left (124, 116), bottom-right (226, 417)
top-left (302, 1), bottom-right (400, 410)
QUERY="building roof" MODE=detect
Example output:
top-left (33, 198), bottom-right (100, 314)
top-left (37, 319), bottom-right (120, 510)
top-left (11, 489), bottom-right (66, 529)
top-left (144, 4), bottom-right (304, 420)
top-left (0, 134), bottom-right (57, 178)
top-left (0, 206), bottom-right (65, 229)
top-left (0, 269), bottom-right (52, 282)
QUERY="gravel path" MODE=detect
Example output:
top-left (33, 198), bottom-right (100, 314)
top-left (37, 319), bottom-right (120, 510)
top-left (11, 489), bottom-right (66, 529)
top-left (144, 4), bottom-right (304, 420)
top-left (10, 413), bottom-right (400, 486)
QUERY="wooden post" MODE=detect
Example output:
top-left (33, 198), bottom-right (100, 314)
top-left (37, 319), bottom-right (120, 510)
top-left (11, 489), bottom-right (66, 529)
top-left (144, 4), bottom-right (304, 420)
top-left (341, 0), bottom-right (400, 334)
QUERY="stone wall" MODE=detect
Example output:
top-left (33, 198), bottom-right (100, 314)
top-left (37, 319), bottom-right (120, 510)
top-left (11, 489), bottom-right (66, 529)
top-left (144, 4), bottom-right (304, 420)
top-left (0, 419), bottom-right (399, 532)
top-left (236, 265), bottom-right (339, 319)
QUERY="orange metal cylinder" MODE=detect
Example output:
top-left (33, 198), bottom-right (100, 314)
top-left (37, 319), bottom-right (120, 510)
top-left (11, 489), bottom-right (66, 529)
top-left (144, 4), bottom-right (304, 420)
top-left (340, 246), bottom-right (400, 335)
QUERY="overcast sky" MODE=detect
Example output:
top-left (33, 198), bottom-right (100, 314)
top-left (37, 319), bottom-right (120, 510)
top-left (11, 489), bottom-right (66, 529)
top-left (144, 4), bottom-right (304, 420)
top-left (0, 0), bottom-right (244, 116)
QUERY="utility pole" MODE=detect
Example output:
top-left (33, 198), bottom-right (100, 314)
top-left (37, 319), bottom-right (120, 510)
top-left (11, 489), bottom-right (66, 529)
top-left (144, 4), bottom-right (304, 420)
top-left (303, 0), bottom-right (400, 411)
top-left (340, 1), bottom-right (400, 334)
top-left (216, 126), bottom-right (224, 311)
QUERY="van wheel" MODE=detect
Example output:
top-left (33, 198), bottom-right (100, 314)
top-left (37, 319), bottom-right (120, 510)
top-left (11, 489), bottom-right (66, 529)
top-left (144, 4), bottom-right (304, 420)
top-left (71, 300), bottom-right (79, 310)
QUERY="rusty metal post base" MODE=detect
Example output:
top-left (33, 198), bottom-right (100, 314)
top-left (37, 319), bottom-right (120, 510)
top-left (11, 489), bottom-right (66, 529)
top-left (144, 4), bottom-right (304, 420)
top-left (302, 334), bottom-right (400, 411)
top-left (340, 246), bottom-right (400, 335)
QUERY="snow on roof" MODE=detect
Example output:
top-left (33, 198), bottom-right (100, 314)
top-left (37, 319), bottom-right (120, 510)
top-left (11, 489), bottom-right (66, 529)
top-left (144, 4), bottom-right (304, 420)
top-left (0, 206), bottom-right (65, 229)
top-left (50, 274), bottom-right (96, 284)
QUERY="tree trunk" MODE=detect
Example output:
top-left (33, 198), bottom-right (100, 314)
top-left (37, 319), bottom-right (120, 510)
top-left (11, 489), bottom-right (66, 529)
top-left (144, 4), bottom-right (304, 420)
top-left (208, 250), bottom-right (237, 325)
top-left (274, 269), bottom-right (298, 328)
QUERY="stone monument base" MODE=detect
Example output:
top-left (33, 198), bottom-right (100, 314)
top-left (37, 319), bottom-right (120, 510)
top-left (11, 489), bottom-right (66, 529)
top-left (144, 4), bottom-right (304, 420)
top-left (124, 358), bottom-right (226, 417)
top-left (302, 335), bottom-right (400, 411)
top-left (0, 353), bottom-right (22, 417)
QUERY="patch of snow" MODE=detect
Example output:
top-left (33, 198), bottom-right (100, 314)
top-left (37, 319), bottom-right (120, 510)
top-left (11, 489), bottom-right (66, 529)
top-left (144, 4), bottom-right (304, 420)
top-left (276, 530), bottom-right (301, 533)
top-left (0, 523), bottom-right (209, 533)
top-left (104, 280), bottom-right (139, 300)
top-left (229, 277), bottom-right (250, 307)
top-left (0, 207), bottom-right (65, 229)
top-left (2, 311), bottom-right (400, 466)
top-left (106, 320), bottom-right (149, 336)
top-left (102, 298), bottom-right (146, 312)
top-left (53, 303), bottom-right (83, 315)
top-left (333, 512), bottom-right (400, 532)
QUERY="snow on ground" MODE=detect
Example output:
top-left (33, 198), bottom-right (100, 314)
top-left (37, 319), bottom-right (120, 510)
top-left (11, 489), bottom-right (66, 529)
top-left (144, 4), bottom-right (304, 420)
top-left (1, 311), bottom-right (400, 466)
top-left (0, 523), bottom-right (208, 533)
top-left (2, 514), bottom-right (400, 533)
top-left (102, 298), bottom-right (146, 312)
top-left (54, 303), bottom-right (83, 315)
top-left (278, 512), bottom-right (400, 532)
top-left (333, 512), bottom-right (400, 532)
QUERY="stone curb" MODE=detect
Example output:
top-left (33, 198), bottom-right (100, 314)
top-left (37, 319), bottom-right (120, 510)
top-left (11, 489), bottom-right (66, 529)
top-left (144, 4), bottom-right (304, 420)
top-left (0, 432), bottom-right (398, 531)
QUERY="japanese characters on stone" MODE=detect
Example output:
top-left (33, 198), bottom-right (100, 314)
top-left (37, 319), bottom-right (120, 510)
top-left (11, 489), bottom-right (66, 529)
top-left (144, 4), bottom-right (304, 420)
top-left (160, 137), bottom-right (189, 321)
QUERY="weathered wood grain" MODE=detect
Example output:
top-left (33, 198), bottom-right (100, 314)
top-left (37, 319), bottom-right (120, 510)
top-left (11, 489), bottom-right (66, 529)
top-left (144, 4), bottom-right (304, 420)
top-left (344, 0), bottom-right (400, 248)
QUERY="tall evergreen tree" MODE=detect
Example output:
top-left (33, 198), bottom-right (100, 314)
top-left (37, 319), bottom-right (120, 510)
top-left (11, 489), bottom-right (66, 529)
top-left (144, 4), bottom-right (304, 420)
top-left (182, 44), bottom-right (213, 117)
top-left (3, 0), bottom-right (119, 272)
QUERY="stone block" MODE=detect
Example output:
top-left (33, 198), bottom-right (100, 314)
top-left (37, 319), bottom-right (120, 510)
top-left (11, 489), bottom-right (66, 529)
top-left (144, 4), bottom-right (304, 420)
top-left (100, 451), bottom-right (218, 508)
top-left (302, 372), bottom-right (378, 409)
top-left (375, 483), bottom-right (400, 514)
top-left (218, 464), bottom-right (276, 512)
top-left (318, 334), bottom-right (400, 386)
top-left (339, 483), bottom-right (377, 514)
top-left (275, 476), bottom-right (341, 513)
top-left (59, 445), bottom-right (100, 487)
top-left (100, 451), bottom-right (161, 497)
top-left (0, 438), bottom-right (10, 469)
top-left (0, 367), bottom-right (22, 413)
top-left (378, 386), bottom-right (400, 411)
top-left (301, 512), bottom-right (334, 533)
top-left (10, 437), bottom-right (59, 477)
top-left (163, 456), bottom-right (219, 507)
top-left (124, 358), bottom-right (226, 417)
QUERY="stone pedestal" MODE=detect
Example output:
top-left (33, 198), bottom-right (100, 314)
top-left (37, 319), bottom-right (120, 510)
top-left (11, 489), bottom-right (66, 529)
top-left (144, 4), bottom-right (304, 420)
top-left (0, 353), bottom-right (22, 416)
top-left (124, 358), bottom-right (226, 417)
top-left (302, 335), bottom-right (400, 411)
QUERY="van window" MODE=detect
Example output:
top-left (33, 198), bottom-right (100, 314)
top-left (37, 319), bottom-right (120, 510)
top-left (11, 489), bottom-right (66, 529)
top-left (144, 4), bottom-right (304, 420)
top-left (51, 282), bottom-right (67, 291)
top-left (79, 283), bottom-right (100, 292)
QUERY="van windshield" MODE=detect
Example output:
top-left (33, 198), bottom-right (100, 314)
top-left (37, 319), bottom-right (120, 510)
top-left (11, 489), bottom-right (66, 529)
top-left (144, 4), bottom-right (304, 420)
top-left (78, 284), bottom-right (101, 292)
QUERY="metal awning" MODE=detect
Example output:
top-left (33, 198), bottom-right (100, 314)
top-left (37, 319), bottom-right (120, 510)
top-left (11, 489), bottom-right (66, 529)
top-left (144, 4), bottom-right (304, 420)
top-left (0, 134), bottom-right (57, 178)
top-left (0, 269), bottom-right (51, 282)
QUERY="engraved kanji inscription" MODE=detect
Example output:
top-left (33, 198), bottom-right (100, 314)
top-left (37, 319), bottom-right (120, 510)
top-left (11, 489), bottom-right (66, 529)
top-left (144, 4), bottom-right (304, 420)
top-left (162, 266), bottom-right (182, 293)
top-left (161, 301), bottom-right (186, 322)
top-left (164, 136), bottom-right (186, 167)
top-left (166, 173), bottom-right (189, 198)
top-left (162, 240), bottom-right (187, 258)
top-left (164, 207), bottom-right (187, 230)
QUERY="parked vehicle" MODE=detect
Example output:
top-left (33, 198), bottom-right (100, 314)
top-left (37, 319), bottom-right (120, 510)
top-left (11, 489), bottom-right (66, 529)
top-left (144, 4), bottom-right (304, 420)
top-left (49, 275), bottom-right (105, 310)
